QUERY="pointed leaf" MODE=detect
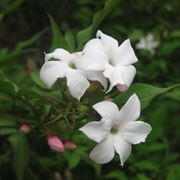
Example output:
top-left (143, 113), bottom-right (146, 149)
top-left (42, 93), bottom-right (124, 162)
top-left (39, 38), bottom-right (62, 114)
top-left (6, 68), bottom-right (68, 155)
top-left (9, 132), bottom-right (30, 180)
top-left (48, 14), bottom-right (68, 51)
top-left (92, 0), bottom-right (120, 33)
top-left (114, 83), bottom-right (180, 109)
top-left (77, 26), bottom-right (92, 49)
top-left (0, 117), bottom-right (17, 127)
top-left (76, 0), bottom-right (120, 48)
top-left (65, 30), bottom-right (75, 52)
top-left (0, 79), bottom-right (18, 95)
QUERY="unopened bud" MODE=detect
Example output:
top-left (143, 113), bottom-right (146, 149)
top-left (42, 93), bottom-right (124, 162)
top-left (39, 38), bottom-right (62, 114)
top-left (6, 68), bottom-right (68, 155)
top-left (64, 141), bottom-right (76, 150)
top-left (116, 84), bottom-right (128, 92)
top-left (19, 124), bottom-right (31, 133)
top-left (47, 135), bottom-right (64, 152)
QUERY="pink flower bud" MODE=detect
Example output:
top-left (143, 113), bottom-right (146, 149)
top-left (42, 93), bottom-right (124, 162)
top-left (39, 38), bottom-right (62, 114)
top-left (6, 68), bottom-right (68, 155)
top-left (64, 141), bottom-right (76, 150)
top-left (116, 84), bottom-right (128, 92)
top-left (19, 124), bottom-right (31, 133)
top-left (47, 135), bottom-right (64, 152)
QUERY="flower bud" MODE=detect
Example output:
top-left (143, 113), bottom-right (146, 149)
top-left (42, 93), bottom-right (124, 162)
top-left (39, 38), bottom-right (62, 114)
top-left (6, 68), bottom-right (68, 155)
top-left (116, 84), bottom-right (128, 92)
top-left (47, 135), bottom-right (64, 152)
top-left (19, 124), bottom-right (31, 133)
top-left (64, 141), bottom-right (76, 150)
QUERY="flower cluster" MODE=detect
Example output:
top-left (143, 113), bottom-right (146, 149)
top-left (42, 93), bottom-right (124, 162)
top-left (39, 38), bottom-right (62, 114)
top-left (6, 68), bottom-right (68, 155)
top-left (40, 30), bottom-right (138, 100)
top-left (40, 30), bottom-right (152, 166)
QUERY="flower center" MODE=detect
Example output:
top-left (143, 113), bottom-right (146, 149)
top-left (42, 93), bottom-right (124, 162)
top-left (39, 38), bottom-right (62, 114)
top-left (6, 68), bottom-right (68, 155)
top-left (108, 58), bottom-right (116, 66)
top-left (69, 62), bottom-right (76, 69)
top-left (108, 59), bottom-right (113, 65)
top-left (110, 124), bottom-right (119, 134)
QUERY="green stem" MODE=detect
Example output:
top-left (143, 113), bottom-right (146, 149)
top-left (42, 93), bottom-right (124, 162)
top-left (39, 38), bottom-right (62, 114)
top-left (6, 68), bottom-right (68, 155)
top-left (46, 114), bottom-right (63, 125)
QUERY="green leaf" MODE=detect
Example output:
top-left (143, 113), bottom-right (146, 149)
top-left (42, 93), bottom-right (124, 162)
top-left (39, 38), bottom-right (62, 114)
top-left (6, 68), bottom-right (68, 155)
top-left (0, 48), bottom-right (8, 62)
top-left (65, 151), bottom-right (80, 169)
top-left (146, 143), bottom-right (166, 153)
top-left (104, 170), bottom-right (127, 180)
top-left (30, 70), bottom-right (49, 89)
top-left (0, 0), bottom-right (24, 21)
top-left (0, 128), bottom-right (17, 135)
top-left (17, 88), bottom-right (42, 100)
top-left (14, 29), bottom-right (47, 52)
top-left (0, 30), bottom-right (45, 67)
top-left (0, 117), bottom-right (17, 127)
top-left (0, 79), bottom-right (18, 95)
top-left (9, 132), bottom-right (30, 180)
top-left (76, 0), bottom-right (120, 49)
top-left (92, 0), bottom-right (120, 33)
top-left (167, 164), bottom-right (180, 180)
top-left (130, 29), bottom-right (144, 40)
top-left (0, 70), bottom-right (5, 80)
top-left (114, 83), bottom-right (180, 109)
top-left (166, 88), bottom-right (180, 101)
top-left (171, 30), bottom-right (180, 38)
top-left (137, 174), bottom-right (150, 180)
top-left (160, 40), bottom-right (180, 56)
top-left (65, 30), bottom-right (75, 52)
top-left (48, 14), bottom-right (68, 51)
top-left (135, 160), bottom-right (158, 171)
top-left (76, 26), bottom-right (92, 49)
top-left (165, 153), bottom-right (179, 163)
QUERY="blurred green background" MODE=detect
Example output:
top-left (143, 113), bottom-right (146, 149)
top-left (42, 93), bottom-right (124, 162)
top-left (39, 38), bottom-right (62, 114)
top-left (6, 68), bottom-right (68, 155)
top-left (0, 0), bottom-right (180, 180)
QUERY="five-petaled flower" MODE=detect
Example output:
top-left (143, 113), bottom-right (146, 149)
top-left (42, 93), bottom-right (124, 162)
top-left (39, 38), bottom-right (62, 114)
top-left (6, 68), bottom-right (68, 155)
top-left (136, 33), bottom-right (159, 55)
top-left (78, 30), bottom-right (138, 93)
top-left (79, 94), bottom-right (152, 165)
top-left (40, 49), bottom-right (107, 100)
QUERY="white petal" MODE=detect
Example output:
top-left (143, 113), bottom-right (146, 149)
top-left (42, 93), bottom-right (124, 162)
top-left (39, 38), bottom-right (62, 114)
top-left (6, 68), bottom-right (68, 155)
top-left (113, 135), bottom-right (132, 166)
top-left (93, 101), bottom-right (119, 120)
top-left (121, 121), bottom-right (152, 144)
top-left (79, 121), bottom-right (110, 143)
top-left (136, 39), bottom-right (146, 49)
top-left (40, 61), bottom-right (67, 87)
top-left (147, 33), bottom-right (154, 41)
top-left (116, 94), bottom-right (140, 123)
top-left (104, 64), bottom-right (136, 93)
top-left (77, 53), bottom-right (107, 71)
top-left (66, 68), bottom-right (90, 100)
top-left (112, 39), bottom-right (138, 66)
top-left (89, 135), bottom-right (115, 164)
top-left (96, 30), bottom-right (118, 57)
top-left (45, 48), bottom-right (73, 63)
top-left (72, 51), bottom-right (82, 58)
top-left (83, 38), bottom-right (106, 56)
top-left (86, 71), bottom-right (107, 90)
top-left (77, 39), bottom-right (108, 71)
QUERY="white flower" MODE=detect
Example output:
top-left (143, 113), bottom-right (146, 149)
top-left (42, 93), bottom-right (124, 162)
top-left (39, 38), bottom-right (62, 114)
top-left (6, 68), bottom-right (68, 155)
top-left (79, 94), bottom-right (152, 165)
top-left (78, 30), bottom-right (138, 93)
top-left (136, 33), bottom-right (159, 54)
top-left (40, 49), bottom-right (107, 100)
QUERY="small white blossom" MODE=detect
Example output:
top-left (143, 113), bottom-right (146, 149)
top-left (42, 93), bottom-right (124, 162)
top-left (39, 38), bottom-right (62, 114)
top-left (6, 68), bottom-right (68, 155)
top-left (40, 49), bottom-right (107, 100)
top-left (136, 33), bottom-right (159, 54)
top-left (78, 30), bottom-right (138, 93)
top-left (79, 94), bottom-right (152, 165)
